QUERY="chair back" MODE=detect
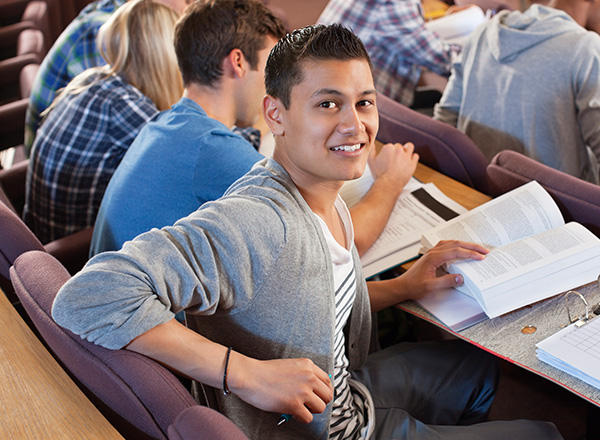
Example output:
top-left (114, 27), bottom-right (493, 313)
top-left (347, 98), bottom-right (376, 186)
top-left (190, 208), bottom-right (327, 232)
top-left (377, 94), bottom-right (490, 194)
top-left (0, 158), bottom-right (27, 214)
top-left (10, 250), bottom-right (199, 439)
top-left (0, 196), bottom-right (44, 279)
top-left (487, 150), bottom-right (600, 237)
top-left (19, 62), bottom-right (39, 98)
top-left (17, 29), bottom-right (45, 64)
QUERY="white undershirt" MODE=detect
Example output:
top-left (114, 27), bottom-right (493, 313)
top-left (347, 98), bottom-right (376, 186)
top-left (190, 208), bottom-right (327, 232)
top-left (313, 196), bottom-right (374, 440)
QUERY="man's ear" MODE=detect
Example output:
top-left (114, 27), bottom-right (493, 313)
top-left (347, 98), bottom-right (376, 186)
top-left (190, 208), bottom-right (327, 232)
top-left (224, 48), bottom-right (246, 79)
top-left (263, 95), bottom-right (285, 136)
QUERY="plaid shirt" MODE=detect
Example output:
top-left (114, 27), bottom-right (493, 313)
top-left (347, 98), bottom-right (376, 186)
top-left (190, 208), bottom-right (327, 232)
top-left (24, 0), bottom-right (126, 151)
top-left (318, 0), bottom-right (460, 106)
top-left (23, 73), bottom-right (158, 243)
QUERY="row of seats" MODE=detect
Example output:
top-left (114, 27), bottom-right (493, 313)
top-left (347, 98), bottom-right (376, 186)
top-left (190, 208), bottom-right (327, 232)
top-left (0, 0), bottom-right (95, 165)
top-left (3, 97), bottom-right (600, 437)
top-left (0, 0), bottom-right (95, 307)
top-left (0, 0), bottom-right (51, 164)
top-left (0, 2), bottom-right (251, 437)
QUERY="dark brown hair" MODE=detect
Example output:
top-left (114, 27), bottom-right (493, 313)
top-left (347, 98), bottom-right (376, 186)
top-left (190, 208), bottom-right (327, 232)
top-left (265, 23), bottom-right (372, 109)
top-left (174, 0), bottom-right (285, 86)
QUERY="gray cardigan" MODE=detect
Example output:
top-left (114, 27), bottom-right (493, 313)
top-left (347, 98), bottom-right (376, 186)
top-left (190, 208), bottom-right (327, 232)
top-left (52, 158), bottom-right (372, 439)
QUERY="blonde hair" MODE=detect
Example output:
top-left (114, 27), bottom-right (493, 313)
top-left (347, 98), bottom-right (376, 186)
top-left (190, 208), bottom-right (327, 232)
top-left (47, 0), bottom-right (182, 113)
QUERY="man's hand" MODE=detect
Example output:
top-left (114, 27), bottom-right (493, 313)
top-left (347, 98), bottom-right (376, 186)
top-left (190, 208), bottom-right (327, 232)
top-left (125, 320), bottom-right (332, 424)
top-left (229, 355), bottom-right (333, 424)
top-left (401, 240), bottom-right (488, 300)
top-left (368, 142), bottom-right (418, 192)
top-left (367, 240), bottom-right (488, 311)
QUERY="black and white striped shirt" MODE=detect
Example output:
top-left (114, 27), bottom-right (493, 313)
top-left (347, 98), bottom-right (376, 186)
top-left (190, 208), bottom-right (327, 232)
top-left (313, 197), bottom-right (374, 440)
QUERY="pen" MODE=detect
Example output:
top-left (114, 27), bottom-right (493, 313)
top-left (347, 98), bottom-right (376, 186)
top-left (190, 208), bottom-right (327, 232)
top-left (277, 413), bottom-right (291, 426)
top-left (278, 374), bottom-right (331, 426)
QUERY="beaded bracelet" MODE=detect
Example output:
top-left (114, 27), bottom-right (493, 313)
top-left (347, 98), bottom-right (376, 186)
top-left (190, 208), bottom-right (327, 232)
top-left (223, 346), bottom-right (233, 396)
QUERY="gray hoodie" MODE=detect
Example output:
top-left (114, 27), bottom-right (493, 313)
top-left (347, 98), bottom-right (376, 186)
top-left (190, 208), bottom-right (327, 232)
top-left (434, 4), bottom-right (600, 184)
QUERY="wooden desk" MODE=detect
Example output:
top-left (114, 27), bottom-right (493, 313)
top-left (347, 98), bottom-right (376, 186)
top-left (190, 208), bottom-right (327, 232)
top-left (395, 164), bottom-right (600, 407)
top-left (0, 290), bottom-right (124, 439)
top-left (413, 162), bottom-right (491, 210)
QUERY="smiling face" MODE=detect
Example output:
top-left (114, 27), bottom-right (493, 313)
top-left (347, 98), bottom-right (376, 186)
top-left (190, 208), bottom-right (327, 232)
top-left (267, 58), bottom-right (378, 191)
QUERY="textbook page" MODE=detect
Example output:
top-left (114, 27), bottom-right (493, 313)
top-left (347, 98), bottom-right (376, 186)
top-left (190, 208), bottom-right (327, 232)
top-left (537, 316), bottom-right (600, 390)
top-left (421, 181), bottom-right (565, 252)
top-left (450, 222), bottom-right (600, 317)
top-left (343, 174), bottom-right (468, 278)
top-left (340, 165), bottom-right (468, 278)
top-left (415, 287), bottom-right (487, 331)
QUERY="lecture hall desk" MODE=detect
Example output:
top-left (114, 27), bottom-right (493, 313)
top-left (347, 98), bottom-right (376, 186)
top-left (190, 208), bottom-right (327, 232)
top-left (0, 289), bottom-right (124, 439)
top-left (401, 163), bottom-right (600, 408)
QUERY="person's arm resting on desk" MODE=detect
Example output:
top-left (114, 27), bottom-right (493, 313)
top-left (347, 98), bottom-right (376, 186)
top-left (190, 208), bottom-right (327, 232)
top-left (350, 142), bottom-right (418, 255)
top-left (366, 239), bottom-right (488, 312)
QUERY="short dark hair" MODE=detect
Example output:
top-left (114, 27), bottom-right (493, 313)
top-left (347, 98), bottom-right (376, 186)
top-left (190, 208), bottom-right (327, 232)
top-left (174, 0), bottom-right (286, 86)
top-left (265, 23), bottom-right (372, 109)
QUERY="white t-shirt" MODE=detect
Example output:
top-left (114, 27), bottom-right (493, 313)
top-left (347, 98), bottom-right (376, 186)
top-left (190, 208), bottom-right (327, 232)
top-left (313, 196), bottom-right (375, 440)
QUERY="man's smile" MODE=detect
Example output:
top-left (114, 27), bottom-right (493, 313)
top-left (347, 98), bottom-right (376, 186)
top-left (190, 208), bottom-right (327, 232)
top-left (329, 143), bottom-right (365, 152)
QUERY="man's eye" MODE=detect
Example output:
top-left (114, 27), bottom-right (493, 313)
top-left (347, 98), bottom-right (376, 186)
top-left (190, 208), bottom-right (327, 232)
top-left (357, 100), bottom-right (374, 107)
top-left (319, 101), bottom-right (337, 109)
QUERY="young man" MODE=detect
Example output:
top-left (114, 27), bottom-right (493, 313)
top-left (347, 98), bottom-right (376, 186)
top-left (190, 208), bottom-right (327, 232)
top-left (90, 0), bottom-right (416, 258)
top-left (53, 24), bottom-right (562, 440)
top-left (434, 0), bottom-right (600, 184)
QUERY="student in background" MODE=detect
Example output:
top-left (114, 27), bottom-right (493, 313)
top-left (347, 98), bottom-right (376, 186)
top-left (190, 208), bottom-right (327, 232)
top-left (24, 0), bottom-right (190, 154)
top-left (23, 0), bottom-right (183, 243)
top-left (434, 0), bottom-right (600, 184)
top-left (90, 0), bottom-right (417, 258)
top-left (318, 0), bottom-right (461, 108)
top-left (54, 23), bottom-right (562, 440)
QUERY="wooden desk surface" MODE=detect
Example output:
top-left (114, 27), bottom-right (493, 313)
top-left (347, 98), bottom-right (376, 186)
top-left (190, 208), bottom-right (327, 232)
top-left (413, 162), bottom-right (491, 210)
top-left (0, 291), bottom-right (124, 439)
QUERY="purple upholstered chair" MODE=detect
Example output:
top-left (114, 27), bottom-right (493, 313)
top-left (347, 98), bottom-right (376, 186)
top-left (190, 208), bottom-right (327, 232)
top-left (0, 194), bottom-right (93, 309)
top-left (167, 406), bottom-right (249, 440)
top-left (0, 159), bottom-right (27, 215)
top-left (0, 195), bottom-right (93, 276)
top-left (487, 150), bottom-right (600, 237)
top-left (10, 250), bottom-right (250, 440)
top-left (377, 94), bottom-right (490, 195)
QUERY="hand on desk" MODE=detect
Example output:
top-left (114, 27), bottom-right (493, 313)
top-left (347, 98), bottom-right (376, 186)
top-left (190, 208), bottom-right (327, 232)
top-left (367, 240), bottom-right (488, 311)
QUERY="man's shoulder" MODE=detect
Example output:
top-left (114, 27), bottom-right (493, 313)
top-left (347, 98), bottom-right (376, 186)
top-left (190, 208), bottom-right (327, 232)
top-left (224, 160), bottom-right (301, 206)
top-left (142, 100), bottom-right (251, 145)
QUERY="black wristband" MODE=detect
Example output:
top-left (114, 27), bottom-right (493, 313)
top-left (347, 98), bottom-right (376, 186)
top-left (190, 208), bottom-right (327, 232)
top-left (223, 346), bottom-right (233, 396)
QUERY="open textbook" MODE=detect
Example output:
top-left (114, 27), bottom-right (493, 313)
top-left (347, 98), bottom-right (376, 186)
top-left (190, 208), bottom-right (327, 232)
top-left (413, 286), bottom-right (487, 331)
top-left (421, 181), bottom-right (600, 318)
top-left (339, 166), bottom-right (467, 278)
